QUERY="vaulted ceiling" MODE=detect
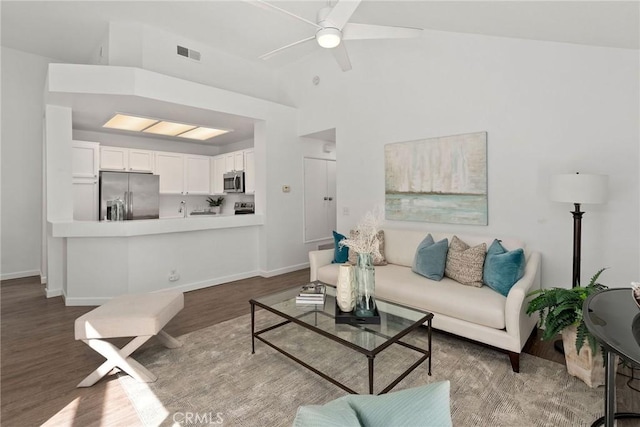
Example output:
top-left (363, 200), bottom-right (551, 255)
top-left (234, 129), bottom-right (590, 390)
top-left (2, 1), bottom-right (638, 67)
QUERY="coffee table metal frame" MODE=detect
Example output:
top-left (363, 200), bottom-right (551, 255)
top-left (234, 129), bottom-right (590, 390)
top-left (250, 285), bottom-right (433, 395)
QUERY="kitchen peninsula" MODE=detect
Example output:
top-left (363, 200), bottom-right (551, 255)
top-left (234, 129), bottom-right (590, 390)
top-left (44, 64), bottom-right (305, 306)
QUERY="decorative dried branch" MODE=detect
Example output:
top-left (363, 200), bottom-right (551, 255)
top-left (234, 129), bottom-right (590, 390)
top-left (340, 207), bottom-right (383, 257)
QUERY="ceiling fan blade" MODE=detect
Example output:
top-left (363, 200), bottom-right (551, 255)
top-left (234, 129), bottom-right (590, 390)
top-left (325, 0), bottom-right (362, 30)
top-left (343, 23), bottom-right (423, 40)
top-left (259, 36), bottom-right (315, 60)
top-left (251, 0), bottom-right (321, 29)
top-left (332, 43), bottom-right (352, 72)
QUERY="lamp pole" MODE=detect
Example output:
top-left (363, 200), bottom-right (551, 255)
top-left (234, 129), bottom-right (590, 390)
top-left (571, 203), bottom-right (584, 288)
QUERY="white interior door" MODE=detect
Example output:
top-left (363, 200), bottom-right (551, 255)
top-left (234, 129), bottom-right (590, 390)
top-left (304, 158), bottom-right (336, 242)
top-left (326, 159), bottom-right (337, 234)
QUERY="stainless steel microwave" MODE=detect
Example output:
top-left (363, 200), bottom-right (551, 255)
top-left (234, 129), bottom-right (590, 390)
top-left (223, 171), bottom-right (245, 193)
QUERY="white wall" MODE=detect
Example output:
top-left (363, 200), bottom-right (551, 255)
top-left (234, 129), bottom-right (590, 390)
top-left (278, 31), bottom-right (640, 288)
top-left (0, 47), bottom-right (52, 280)
top-left (108, 22), bottom-right (281, 104)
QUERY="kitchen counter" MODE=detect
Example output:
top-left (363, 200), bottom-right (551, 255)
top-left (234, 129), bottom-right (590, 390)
top-left (49, 214), bottom-right (263, 238)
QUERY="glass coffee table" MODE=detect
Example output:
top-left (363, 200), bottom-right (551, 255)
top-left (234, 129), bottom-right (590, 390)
top-left (250, 283), bottom-right (433, 395)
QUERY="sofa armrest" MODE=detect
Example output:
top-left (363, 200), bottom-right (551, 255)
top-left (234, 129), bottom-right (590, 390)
top-left (309, 249), bottom-right (334, 282)
top-left (504, 251), bottom-right (541, 348)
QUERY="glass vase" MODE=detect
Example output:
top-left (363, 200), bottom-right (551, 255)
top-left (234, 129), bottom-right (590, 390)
top-left (355, 252), bottom-right (376, 317)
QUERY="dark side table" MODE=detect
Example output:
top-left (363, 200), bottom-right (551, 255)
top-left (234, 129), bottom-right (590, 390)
top-left (583, 288), bottom-right (640, 427)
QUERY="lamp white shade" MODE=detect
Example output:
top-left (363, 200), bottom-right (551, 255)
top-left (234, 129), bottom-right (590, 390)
top-left (550, 173), bottom-right (608, 204)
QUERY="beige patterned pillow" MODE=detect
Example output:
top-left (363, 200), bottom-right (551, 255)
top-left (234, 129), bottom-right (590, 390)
top-left (347, 230), bottom-right (388, 266)
top-left (444, 236), bottom-right (486, 287)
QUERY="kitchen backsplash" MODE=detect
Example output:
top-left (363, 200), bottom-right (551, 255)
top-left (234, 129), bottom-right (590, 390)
top-left (159, 193), bottom-right (254, 218)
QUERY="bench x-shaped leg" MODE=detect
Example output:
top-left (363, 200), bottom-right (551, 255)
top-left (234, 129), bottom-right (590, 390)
top-left (77, 330), bottom-right (182, 388)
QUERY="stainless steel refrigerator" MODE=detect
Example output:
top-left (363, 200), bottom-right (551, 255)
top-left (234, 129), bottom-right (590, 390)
top-left (99, 171), bottom-right (160, 220)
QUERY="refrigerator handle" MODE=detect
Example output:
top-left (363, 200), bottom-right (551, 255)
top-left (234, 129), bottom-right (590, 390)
top-left (129, 191), bottom-right (134, 220)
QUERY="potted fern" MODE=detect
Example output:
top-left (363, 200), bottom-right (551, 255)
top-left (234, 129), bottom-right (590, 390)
top-left (526, 268), bottom-right (609, 387)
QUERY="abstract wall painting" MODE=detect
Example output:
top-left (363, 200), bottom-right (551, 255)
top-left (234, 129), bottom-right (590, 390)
top-left (384, 132), bottom-right (487, 225)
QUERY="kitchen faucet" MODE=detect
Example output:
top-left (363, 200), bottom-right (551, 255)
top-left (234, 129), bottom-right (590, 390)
top-left (178, 200), bottom-right (187, 218)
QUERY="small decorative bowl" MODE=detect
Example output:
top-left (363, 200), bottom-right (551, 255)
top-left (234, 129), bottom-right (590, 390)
top-left (632, 282), bottom-right (640, 309)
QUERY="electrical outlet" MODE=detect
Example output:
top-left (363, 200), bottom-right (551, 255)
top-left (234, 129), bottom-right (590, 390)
top-left (343, 207), bottom-right (350, 216)
top-left (282, 185), bottom-right (291, 193)
top-left (169, 269), bottom-right (180, 282)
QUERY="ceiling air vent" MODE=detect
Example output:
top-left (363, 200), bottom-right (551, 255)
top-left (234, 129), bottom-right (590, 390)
top-left (176, 45), bottom-right (201, 62)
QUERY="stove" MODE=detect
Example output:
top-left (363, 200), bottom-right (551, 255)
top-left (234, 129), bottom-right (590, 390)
top-left (234, 201), bottom-right (255, 215)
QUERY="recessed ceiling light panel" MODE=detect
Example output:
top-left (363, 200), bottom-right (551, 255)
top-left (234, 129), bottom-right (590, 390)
top-left (178, 127), bottom-right (230, 141)
top-left (103, 114), bottom-right (158, 132)
top-left (143, 121), bottom-right (197, 136)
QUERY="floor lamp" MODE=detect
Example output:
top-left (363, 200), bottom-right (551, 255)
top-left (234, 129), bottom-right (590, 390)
top-left (550, 172), bottom-right (608, 353)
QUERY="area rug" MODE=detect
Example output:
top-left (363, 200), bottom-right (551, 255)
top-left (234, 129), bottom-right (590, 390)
top-left (119, 310), bottom-right (606, 426)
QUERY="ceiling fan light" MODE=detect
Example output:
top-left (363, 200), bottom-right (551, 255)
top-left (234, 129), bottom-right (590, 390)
top-left (316, 27), bottom-right (342, 48)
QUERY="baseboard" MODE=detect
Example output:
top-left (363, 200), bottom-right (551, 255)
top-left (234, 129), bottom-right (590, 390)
top-left (168, 271), bottom-right (260, 293)
top-left (62, 270), bottom-right (262, 306)
top-left (64, 295), bottom-right (110, 306)
top-left (46, 288), bottom-right (63, 298)
top-left (1, 270), bottom-right (41, 281)
top-left (259, 262), bottom-right (309, 278)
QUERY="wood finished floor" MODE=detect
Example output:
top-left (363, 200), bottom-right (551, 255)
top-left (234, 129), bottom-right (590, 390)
top-left (1, 271), bottom-right (634, 426)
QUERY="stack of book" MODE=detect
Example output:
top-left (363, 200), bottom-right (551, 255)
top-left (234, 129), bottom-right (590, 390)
top-left (295, 283), bottom-right (326, 305)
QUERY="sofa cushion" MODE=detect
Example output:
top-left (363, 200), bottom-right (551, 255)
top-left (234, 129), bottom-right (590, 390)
top-left (444, 236), bottom-right (486, 287)
top-left (317, 263), bottom-right (506, 329)
top-left (412, 234), bottom-right (449, 281)
top-left (483, 239), bottom-right (526, 297)
top-left (332, 231), bottom-right (349, 264)
top-left (347, 230), bottom-right (388, 266)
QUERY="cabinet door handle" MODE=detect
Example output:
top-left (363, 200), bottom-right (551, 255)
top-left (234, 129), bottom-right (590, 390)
top-left (328, 197), bottom-right (333, 201)
top-left (323, 197), bottom-right (329, 201)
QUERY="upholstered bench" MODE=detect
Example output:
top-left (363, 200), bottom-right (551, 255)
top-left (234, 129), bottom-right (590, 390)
top-left (75, 291), bottom-right (184, 387)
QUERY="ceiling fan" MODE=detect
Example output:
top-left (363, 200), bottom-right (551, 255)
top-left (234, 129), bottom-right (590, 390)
top-left (255, 0), bottom-right (423, 71)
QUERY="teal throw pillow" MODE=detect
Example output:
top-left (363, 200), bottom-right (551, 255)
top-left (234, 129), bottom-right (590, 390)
top-left (412, 234), bottom-right (449, 281)
top-left (332, 231), bottom-right (349, 264)
top-left (483, 239), bottom-right (526, 297)
top-left (293, 398), bottom-right (360, 427)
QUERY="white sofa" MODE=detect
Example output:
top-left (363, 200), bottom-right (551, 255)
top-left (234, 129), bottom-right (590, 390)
top-left (309, 228), bottom-right (541, 372)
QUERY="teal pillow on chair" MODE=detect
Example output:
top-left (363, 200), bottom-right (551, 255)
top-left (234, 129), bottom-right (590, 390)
top-left (293, 381), bottom-right (452, 427)
top-left (412, 234), bottom-right (449, 281)
top-left (332, 231), bottom-right (349, 264)
top-left (483, 239), bottom-right (526, 297)
top-left (293, 398), bottom-right (360, 427)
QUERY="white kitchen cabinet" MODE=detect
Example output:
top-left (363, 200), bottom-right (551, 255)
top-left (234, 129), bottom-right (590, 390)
top-left (72, 140), bottom-right (99, 221)
top-left (128, 149), bottom-right (155, 172)
top-left (234, 151), bottom-right (244, 171)
top-left (72, 140), bottom-right (99, 179)
top-left (223, 150), bottom-right (245, 172)
top-left (100, 146), bottom-right (128, 171)
top-left (185, 154), bottom-right (210, 194)
top-left (303, 158), bottom-right (336, 242)
top-left (210, 155), bottom-right (226, 195)
top-left (73, 180), bottom-right (99, 221)
top-left (100, 147), bottom-right (154, 172)
top-left (156, 152), bottom-right (212, 195)
top-left (243, 149), bottom-right (255, 195)
top-left (155, 152), bottom-right (185, 194)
